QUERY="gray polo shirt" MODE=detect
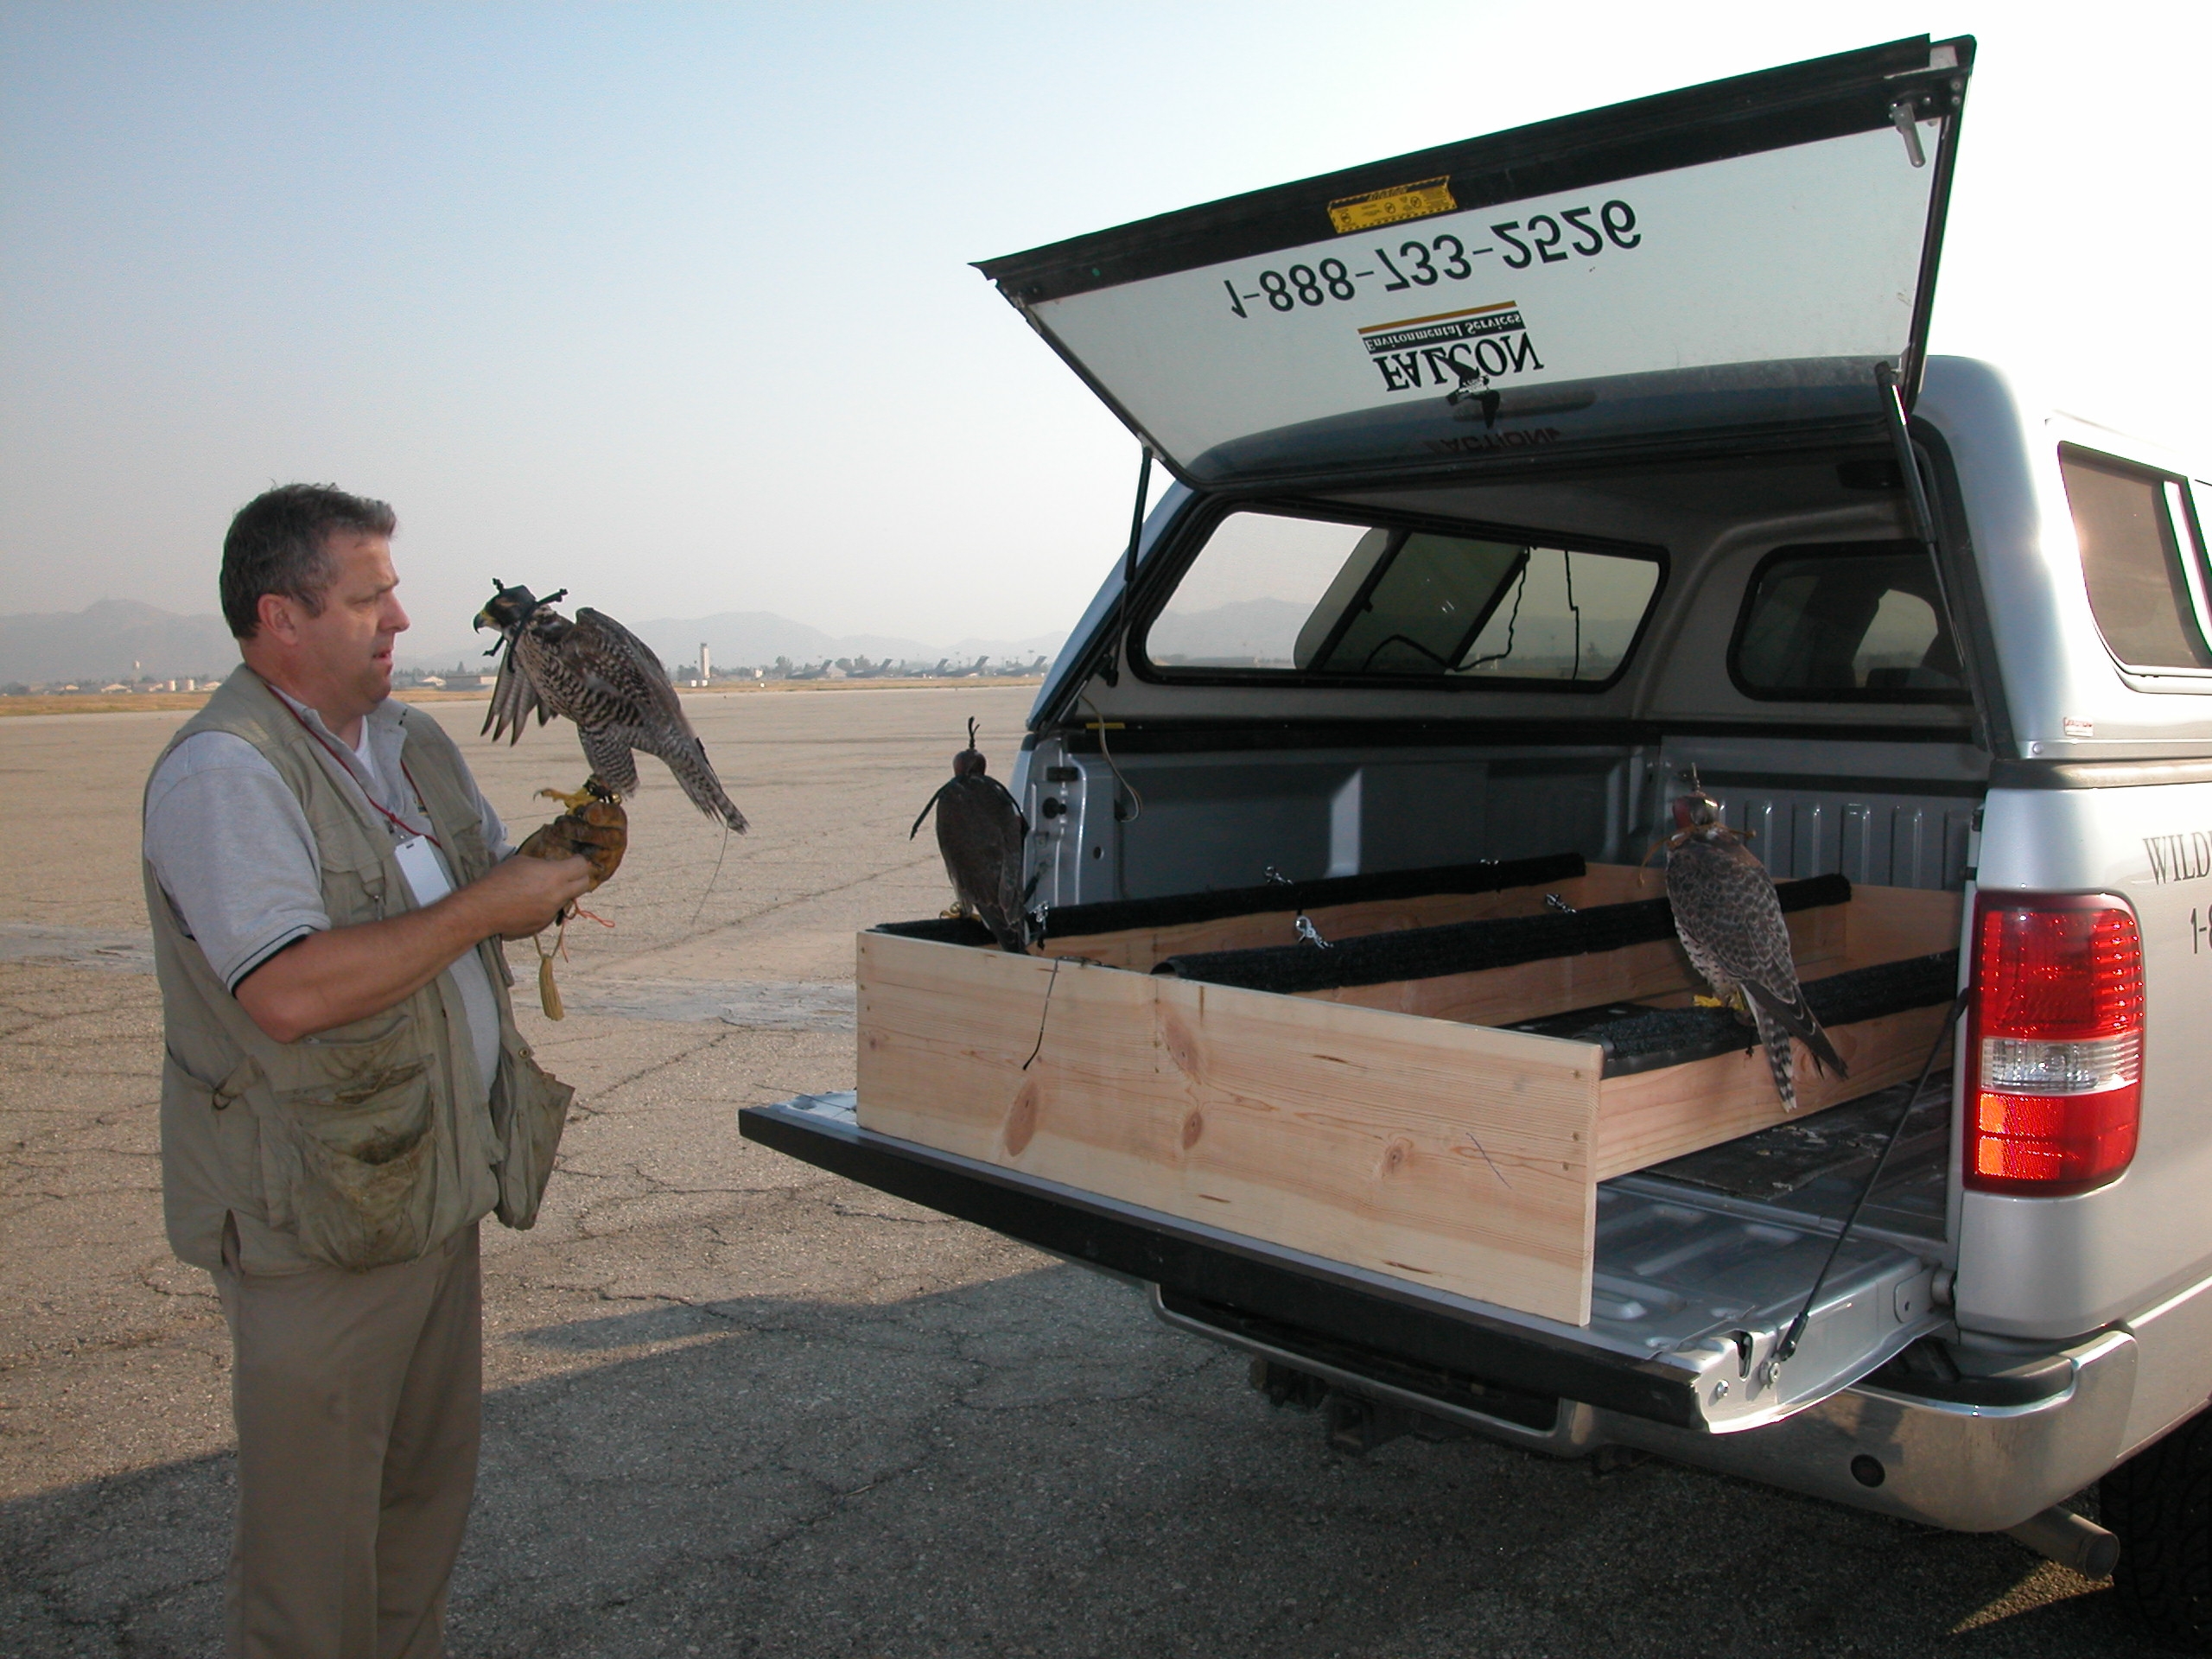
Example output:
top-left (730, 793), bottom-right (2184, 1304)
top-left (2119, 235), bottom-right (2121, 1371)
top-left (143, 690), bottom-right (511, 1100)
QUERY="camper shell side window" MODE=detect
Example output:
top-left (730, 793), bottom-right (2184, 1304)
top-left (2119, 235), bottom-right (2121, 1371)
top-left (2059, 443), bottom-right (2212, 679)
top-left (1728, 541), bottom-right (1969, 703)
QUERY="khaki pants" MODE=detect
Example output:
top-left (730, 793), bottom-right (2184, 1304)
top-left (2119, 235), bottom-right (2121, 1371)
top-left (216, 1220), bottom-right (482, 1659)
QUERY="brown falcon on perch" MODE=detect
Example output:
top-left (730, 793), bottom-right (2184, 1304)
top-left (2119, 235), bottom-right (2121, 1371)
top-left (474, 582), bottom-right (748, 832)
top-left (911, 719), bottom-right (1032, 952)
top-left (1663, 785), bottom-right (1846, 1112)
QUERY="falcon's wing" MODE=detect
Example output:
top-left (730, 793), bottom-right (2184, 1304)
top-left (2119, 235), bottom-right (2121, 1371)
top-left (569, 608), bottom-right (748, 830)
top-left (936, 774), bottom-right (1028, 950)
top-left (570, 608), bottom-right (690, 734)
top-left (1668, 841), bottom-right (1848, 1106)
top-left (480, 637), bottom-right (550, 745)
top-left (1742, 978), bottom-right (1847, 1078)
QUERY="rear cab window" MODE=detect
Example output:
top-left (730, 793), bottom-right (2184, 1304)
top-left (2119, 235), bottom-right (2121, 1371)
top-left (2058, 444), bottom-right (2212, 676)
top-left (1137, 508), bottom-right (1662, 687)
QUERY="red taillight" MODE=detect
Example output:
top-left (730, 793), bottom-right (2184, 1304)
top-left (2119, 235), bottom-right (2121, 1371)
top-left (1967, 895), bottom-right (2142, 1197)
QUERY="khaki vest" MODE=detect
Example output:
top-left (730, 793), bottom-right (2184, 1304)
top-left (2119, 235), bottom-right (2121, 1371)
top-left (146, 665), bottom-right (574, 1274)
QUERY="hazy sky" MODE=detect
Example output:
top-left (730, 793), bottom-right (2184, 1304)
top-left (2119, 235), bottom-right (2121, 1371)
top-left (4, 3), bottom-right (2208, 654)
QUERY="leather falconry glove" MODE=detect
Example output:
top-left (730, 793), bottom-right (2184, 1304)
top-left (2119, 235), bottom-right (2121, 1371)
top-left (517, 796), bottom-right (627, 889)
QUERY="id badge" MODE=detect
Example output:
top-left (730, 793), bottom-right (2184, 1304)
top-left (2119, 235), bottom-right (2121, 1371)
top-left (391, 834), bottom-right (455, 908)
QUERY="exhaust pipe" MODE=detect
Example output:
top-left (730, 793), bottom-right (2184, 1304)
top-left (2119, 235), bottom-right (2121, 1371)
top-left (2004, 1504), bottom-right (2119, 1580)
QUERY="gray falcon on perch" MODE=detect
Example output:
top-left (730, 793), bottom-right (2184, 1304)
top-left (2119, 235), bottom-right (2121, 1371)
top-left (474, 582), bottom-right (748, 831)
top-left (1664, 786), bottom-right (1845, 1112)
top-left (911, 719), bottom-right (1032, 952)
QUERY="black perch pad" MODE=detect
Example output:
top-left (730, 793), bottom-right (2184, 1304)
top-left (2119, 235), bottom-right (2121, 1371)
top-left (870, 851), bottom-right (1587, 950)
top-left (1155, 873), bottom-right (1854, 995)
top-left (1507, 950), bottom-right (1960, 1077)
top-left (1038, 851), bottom-right (1586, 941)
top-left (874, 915), bottom-right (999, 948)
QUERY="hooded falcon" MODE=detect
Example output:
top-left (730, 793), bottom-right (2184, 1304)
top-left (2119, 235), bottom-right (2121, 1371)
top-left (474, 582), bottom-right (748, 832)
top-left (1664, 788), bottom-right (1845, 1112)
top-left (910, 719), bottom-right (1031, 952)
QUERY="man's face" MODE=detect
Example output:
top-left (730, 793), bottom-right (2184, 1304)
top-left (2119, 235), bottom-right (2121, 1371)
top-left (289, 532), bottom-right (410, 710)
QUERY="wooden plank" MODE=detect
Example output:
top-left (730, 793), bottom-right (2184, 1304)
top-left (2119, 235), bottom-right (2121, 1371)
top-left (1306, 904), bottom-right (1850, 1028)
top-left (857, 931), bottom-right (1601, 1325)
top-left (1592, 1001), bottom-right (1957, 1180)
top-left (1845, 885), bottom-right (1963, 968)
top-left (1036, 866), bottom-right (1958, 978)
top-left (1038, 863), bottom-right (1664, 972)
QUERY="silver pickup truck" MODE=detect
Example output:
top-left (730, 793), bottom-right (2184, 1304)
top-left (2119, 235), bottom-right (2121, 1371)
top-left (742, 35), bottom-right (2212, 1649)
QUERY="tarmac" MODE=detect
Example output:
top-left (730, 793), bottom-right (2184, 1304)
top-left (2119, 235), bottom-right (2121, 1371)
top-left (0, 686), bottom-right (2158, 1656)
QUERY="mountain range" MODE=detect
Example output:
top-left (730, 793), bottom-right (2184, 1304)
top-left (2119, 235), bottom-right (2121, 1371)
top-left (0, 600), bottom-right (241, 685)
top-left (622, 611), bottom-right (1065, 675)
top-left (0, 601), bottom-right (1065, 684)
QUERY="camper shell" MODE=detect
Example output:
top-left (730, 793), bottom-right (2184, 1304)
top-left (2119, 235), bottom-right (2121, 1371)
top-left (741, 34), bottom-right (2212, 1638)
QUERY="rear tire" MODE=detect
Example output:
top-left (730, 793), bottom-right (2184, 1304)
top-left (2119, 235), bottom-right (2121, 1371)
top-left (2104, 1407), bottom-right (2212, 1651)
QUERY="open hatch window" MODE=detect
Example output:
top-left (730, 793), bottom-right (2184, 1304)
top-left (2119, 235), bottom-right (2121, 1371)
top-left (2058, 445), bottom-right (2212, 676)
top-left (1138, 508), bottom-right (1662, 687)
top-left (978, 37), bottom-right (1973, 490)
top-left (1730, 541), bottom-right (1967, 702)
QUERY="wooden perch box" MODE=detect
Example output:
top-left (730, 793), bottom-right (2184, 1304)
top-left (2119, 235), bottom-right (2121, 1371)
top-left (855, 867), bottom-right (1961, 1327)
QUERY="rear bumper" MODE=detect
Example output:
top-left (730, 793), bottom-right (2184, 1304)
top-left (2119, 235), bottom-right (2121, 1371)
top-left (1611, 1329), bottom-right (2137, 1531)
top-left (741, 1096), bottom-right (2137, 1530)
top-left (1154, 1282), bottom-right (2133, 1530)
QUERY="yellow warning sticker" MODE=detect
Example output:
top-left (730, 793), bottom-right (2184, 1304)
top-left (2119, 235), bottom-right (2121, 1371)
top-left (1326, 176), bottom-right (1457, 235)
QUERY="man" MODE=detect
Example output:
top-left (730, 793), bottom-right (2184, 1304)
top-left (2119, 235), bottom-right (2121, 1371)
top-left (143, 484), bottom-right (617, 1659)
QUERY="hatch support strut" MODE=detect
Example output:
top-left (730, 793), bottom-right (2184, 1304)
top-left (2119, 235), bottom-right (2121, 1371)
top-left (1877, 361), bottom-right (1938, 553)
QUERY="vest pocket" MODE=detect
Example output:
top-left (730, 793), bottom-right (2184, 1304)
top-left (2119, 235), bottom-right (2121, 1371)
top-left (266, 1026), bottom-right (444, 1270)
top-left (490, 1040), bottom-right (574, 1230)
top-left (161, 1049), bottom-right (269, 1227)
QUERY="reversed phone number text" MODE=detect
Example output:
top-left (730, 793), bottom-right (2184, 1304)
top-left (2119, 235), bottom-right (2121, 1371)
top-left (1222, 200), bottom-right (1640, 319)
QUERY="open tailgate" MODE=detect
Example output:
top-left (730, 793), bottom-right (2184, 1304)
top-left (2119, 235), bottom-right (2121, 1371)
top-left (741, 1092), bottom-right (1943, 1436)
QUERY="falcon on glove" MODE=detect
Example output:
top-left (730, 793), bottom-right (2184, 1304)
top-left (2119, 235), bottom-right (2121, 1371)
top-left (474, 582), bottom-right (748, 833)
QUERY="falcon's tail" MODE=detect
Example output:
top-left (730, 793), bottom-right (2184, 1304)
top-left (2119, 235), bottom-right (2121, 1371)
top-left (1742, 980), bottom-right (1848, 1114)
top-left (664, 738), bottom-right (748, 833)
top-left (1750, 1003), bottom-right (1802, 1114)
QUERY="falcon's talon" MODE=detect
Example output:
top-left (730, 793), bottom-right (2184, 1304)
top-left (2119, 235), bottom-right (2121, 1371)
top-left (1693, 995), bottom-right (1728, 1007)
top-left (537, 777), bottom-right (621, 812)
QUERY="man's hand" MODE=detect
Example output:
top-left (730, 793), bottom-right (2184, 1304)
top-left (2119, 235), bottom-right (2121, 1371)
top-left (236, 852), bottom-right (594, 1043)
top-left (516, 798), bottom-right (626, 889)
top-left (474, 849), bottom-right (597, 938)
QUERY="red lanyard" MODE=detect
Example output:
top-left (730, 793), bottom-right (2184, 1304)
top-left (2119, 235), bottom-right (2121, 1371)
top-left (276, 692), bottom-right (443, 850)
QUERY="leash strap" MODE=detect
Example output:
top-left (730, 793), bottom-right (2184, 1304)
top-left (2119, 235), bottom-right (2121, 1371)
top-left (1776, 986), bottom-right (1970, 1363)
